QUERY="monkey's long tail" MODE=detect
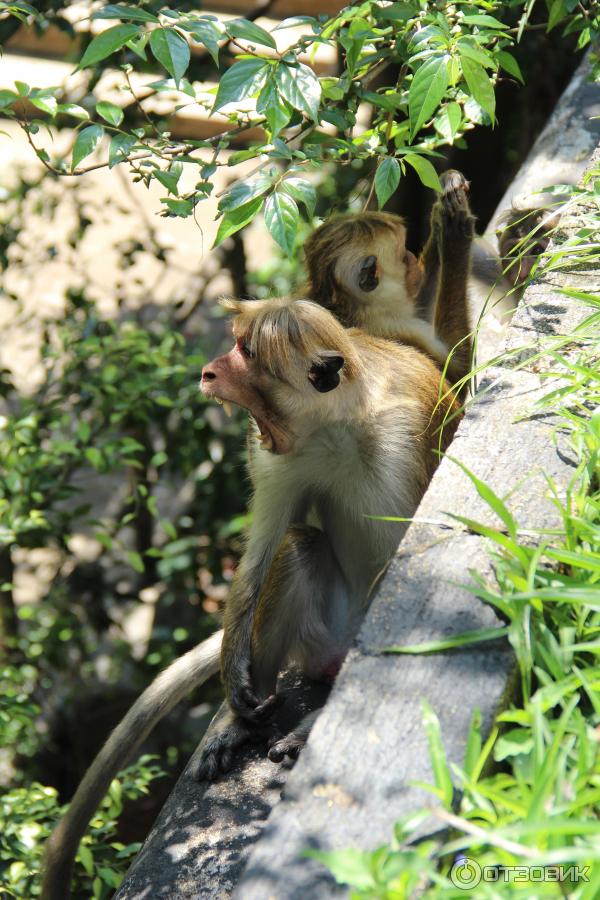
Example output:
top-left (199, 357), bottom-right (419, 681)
top-left (41, 628), bottom-right (224, 900)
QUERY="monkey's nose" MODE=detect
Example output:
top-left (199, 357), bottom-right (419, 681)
top-left (201, 367), bottom-right (217, 381)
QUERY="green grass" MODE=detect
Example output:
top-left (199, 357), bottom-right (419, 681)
top-left (310, 169), bottom-right (600, 897)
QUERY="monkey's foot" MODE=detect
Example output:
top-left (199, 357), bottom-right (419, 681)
top-left (267, 730), bottom-right (307, 763)
top-left (195, 719), bottom-right (253, 781)
top-left (440, 169), bottom-right (475, 241)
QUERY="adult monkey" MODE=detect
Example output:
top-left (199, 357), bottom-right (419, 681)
top-left (195, 297), bottom-right (460, 775)
top-left (42, 300), bottom-right (461, 899)
top-left (42, 176), bottom-right (473, 899)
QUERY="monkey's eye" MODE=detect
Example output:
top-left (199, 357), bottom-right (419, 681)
top-left (529, 242), bottom-right (547, 255)
top-left (358, 255), bottom-right (378, 292)
top-left (237, 338), bottom-right (255, 359)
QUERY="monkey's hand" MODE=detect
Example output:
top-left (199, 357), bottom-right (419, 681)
top-left (230, 679), bottom-right (281, 723)
top-left (440, 169), bottom-right (475, 244)
top-left (223, 655), bottom-right (281, 724)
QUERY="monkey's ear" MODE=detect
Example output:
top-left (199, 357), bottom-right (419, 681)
top-left (308, 355), bottom-right (344, 393)
top-left (358, 255), bottom-right (378, 292)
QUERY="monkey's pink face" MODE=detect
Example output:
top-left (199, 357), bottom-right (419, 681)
top-left (200, 337), bottom-right (294, 454)
top-left (201, 328), bottom-right (348, 454)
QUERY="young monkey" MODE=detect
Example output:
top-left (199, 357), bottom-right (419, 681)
top-left (304, 169), bottom-right (475, 394)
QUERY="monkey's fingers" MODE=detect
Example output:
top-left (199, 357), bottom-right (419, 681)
top-left (441, 172), bottom-right (470, 215)
top-left (253, 691), bottom-right (283, 720)
top-left (232, 684), bottom-right (282, 722)
top-left (267, 731), bottom-right (305, 763)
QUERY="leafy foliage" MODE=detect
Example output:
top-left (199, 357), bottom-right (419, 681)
top-left (0, 170), bottom-right (248, 894)
top-left (1, 1), bottom-right (598, 255)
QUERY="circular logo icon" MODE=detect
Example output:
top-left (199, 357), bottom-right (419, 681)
top-left (450, 857), bottom-right (482, 889)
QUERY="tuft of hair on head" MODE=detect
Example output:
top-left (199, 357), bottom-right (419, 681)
top-left (220, 297), bottom-right (362, 382)
top-left (303, 212), bottom-right (405, 306)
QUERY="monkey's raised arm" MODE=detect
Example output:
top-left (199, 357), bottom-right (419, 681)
top-left (41, 630), bottom-right (223, 900)
top-left (417, 170), bottom-right (475, 393)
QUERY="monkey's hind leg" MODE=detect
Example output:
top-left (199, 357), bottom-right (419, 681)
top-left (196, 526), bottom-right (349, 781)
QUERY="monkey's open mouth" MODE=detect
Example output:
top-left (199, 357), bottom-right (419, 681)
top-left (212, 397), bottom-right (290, 455)
top-left (214, 397), bottom-right (234, 417)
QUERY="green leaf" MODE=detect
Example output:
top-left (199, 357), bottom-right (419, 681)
top-left (409, 55), bottom-right (449, 138)
top-left (72, 124), bottom-right (104, 170)
top-left (85, 447), bottom-right (103, 470)
top-left (256, 78), bottom-right (292, 137)
top-left (57, 102), bottom-right (90, 120)
top-left (275, 62), bottom-right (321, 122)
top-left (96, 100), bottom-right (124, 126)
top-left (78, 24), bottom-right (140, 69)
top-left (374, 156), bottom-right (400, 208)
top-left (339, 27), bottom-right (366, 77)
top-left (373, 2), bottom-right (416, 22)
top-left (162, 197), bottom-right (194, 217)
top-left (77, 845), bottom-right (95, 876)
top-left (227, 17), bottom-right (277, 50)
top-left (150, 28), bottom-right (190, 87)
top-left (30, 94), bottom-right (58, 116)
top-left (384, 625), bottom-right (507, 654)
top-left (213, 58), bottom-right (270, 111)
top-left (496, 50), bottom-right (524, 83)
top-left (305, 849), bottom-right (375, 890)
top-left (187, 18), bottom-right (222, 66)
top-left (493, 728), bottom-right (533, 762)
top-left (421, 700), bottom-right (453, 809)
top-left (0, 90), bottom-right (18, 109)
top-left (463, 709), bottom-right (482, 779)
top-left (126, 550), bottom-right (145, 573)
top-left (154, 162), bottom-right (182, 195)
top-left (126, 31), bottom-right (149, 61)
top-left (214, 197), bottom-right (264, 246)
top-left (264, 192), bottom-right (299, 255)
top-left (463, 94), bottom-right (487, 125)
top-left (219, 175), bottom-right (272, 212)
top-left (460, 56), bottom-right (496, 122)
top-left (280, 176), bottom-right (316, 219)
top-left (108, 133), bottom-right (135, 167)
top-left (403, 153), bottom-right (441, 191)
top-left (434, 101), bottom-right (461, 142)
top-left (461, 14), bottom-right (508, 30)
top-left (457, 40), bottom-right (494, 69)
top-left (92, 4), bottom-right (158, 22)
